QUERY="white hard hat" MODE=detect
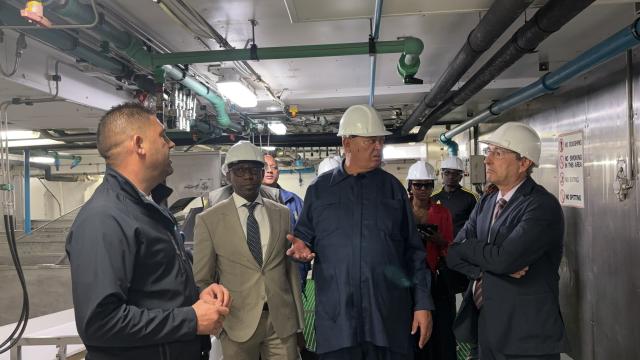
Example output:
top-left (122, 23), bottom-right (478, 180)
top-left (479, 122), bottom-right (541, 165)
top-left (337, 104), bottom-right (391, 137)
top-left (221, 141), bottom-right (264, 175)
top-left (318, 156), bottom-right (341, 175)
top-left (407, 161), bottom-right (437, 181)
top-left (441, 156), bottom-right (464, 171)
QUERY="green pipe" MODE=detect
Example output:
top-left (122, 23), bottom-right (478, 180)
top-left (144, 37), bottom-right (424, 68)
top-left (48, 1), bottom-right (235, 128)
top-left (52, 0), bottom-right (130, 49)
top-left (51, 0), bottom-right (153, 70)
top-left (0, 2), bottom-right (127, 76)
top-left (161, 66), bottom-right (241, 132)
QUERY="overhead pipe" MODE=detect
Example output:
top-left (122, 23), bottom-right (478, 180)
top-left (368, 0), bottom-right (384, 106)
top-left (48, 0), bottom-right (240, 131)
top-left (440, 17), bottom-right (640, 147)
top-left (139, 37), bottom-right (424, 70)
top-left (160, 65), bottom-right (242, 132)
top-left (418, 0), bottom-right (596, 140)
top-left (0, 2), bottom-right (128, 76)
top-left (400, 0), bottom-right (534, 135)
top-left (23, 150), bottom-right (30, 235)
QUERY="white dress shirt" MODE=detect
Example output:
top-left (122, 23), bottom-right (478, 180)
top-left (491, 178), bottom-right (526, 225)
top-left (232, 192), bottom-right (271, 255)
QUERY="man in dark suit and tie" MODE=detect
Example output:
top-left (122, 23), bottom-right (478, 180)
top-left (447, 122), bottom-right (566, 360)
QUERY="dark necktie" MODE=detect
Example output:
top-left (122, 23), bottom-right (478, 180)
top-left (244, 202), bottom-right (263, 267)
top-left (474, 197), bottom-right (508, 309)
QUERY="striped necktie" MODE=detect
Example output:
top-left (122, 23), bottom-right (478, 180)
top-left (474, 198), bottom-right (508, 308)
top-left (244, 202), bottom-right (263, 267)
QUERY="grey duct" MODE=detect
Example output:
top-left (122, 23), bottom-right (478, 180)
top-left (399, 0), bottom-right (534, 135)
top-left (416, 0), bottom-right (595, 139)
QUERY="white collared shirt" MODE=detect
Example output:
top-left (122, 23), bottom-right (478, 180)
top-left (491, 178), bottom-right (526, 225)
top-left (232, 192), bottom-right (271, 255)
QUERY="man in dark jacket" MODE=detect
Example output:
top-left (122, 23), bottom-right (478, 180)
top-left (447, 122), bottom-right (566, 360)
top-left (66, 103), bottom-right (231, 360)
top-left (286, 104), bottom-right (434, 359)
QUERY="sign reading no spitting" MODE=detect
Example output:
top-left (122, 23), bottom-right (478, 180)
top-left (558, 131), bottom-right (585, 208)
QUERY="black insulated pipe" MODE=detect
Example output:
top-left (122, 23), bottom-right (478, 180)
top-left (400, 0), bottom-right (534, 135)
top-left (416, 0), bottom-right (595, 139)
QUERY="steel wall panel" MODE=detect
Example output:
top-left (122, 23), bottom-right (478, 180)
top-left (483, 50), bottom-right (639, 359)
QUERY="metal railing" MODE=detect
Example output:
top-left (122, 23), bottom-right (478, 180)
top-left (9, 335), bottom-right (85, 360)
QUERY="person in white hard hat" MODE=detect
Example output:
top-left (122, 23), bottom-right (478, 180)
top-left (432, 156), bottom-right (478, 237)
top-left (286, 104), bottom-right (434, 359)
top-left (406, 161), bottom-right (456, 360)
top-left (447, 122), bottom-right (566, 360)
top-left (193, 141), bottom-right (304, 360)
top-left (317, 155), bottom-right (342, 176)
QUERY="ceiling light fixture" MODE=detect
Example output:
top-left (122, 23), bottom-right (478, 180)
top-left (0, 130), bottom-right (40, 140)
top-left (8, 139), bottom-right (63, 148)
top-left (216, 68), bottom-right (258, 108)
top-left (30, 156), bottom-right (55, 164)
top-left (267, 121), bottom-right (287, 135)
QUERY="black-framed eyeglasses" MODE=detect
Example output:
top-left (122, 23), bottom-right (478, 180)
top-left (230, 165), bottom-right (264, 177)
top-left (412, 182), bottom-right (434, 189)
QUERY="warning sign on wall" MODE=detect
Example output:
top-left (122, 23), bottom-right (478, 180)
top-left (558, 131), bottom-right (585, 208)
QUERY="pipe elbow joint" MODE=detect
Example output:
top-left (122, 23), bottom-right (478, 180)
top-left (402, 37), bottom-right (424, 56)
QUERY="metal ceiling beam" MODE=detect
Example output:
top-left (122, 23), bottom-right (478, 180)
top-left (142, 37), bottom-right (424, 68)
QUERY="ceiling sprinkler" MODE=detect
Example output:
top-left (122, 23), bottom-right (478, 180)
top-left (20, 1), bottom-right (52, 28)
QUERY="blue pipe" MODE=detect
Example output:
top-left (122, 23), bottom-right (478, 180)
top-left (441, 17), bottom-right (640, 142)
top-left (23, 150), bottom-right (31, 235)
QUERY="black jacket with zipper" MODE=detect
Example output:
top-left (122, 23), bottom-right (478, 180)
top-left (66, 167), bottom-right (210, 360)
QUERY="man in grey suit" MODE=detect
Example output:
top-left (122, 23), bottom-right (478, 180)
top-left (193, 141), bottom-right (304, 360)
top-left (447, 122), bottom-right (566, 360)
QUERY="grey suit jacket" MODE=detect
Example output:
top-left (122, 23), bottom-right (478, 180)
top-left (447, 176), bottom-right (567, 355)
top-left (193, 196), bottom-right (304, 342)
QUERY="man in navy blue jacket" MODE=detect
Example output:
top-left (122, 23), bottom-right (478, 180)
top-left (447, 122), bottom-right (567, 360)
top-left (287, 104), bottom-right (434, 359)
top-left (66, 103), bottom-right (231, 360)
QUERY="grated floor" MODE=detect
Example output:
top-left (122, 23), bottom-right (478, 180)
top-left (302, 280), bottom-right (472, 358)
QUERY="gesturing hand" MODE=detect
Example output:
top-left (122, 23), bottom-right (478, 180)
top-left (286, 234), bottom-right (315, 262)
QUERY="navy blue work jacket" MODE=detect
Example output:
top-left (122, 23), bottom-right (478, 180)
top-left (66, 167), bottom-right (208, 360)
top-left (294, 164), bottom-right (434, 355)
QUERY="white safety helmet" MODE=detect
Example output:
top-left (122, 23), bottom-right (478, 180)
top-left (337, 104), bottom-right (391, 137)
top-left (407, 161), bottom-right (437, 181)
top-left (317, 155), bottom-right (341, 175)
top-left (221, 141), bottom-right (265, 175)
top-left (479, 122), bottom-right (541, 166)
top-left (441, 156), bottom-right (464, 171)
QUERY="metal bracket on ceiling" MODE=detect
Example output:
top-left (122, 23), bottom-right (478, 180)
top-left (249, 19), bottom-right (259, 61)
top-left (368, 35), bottom-right (376, 55)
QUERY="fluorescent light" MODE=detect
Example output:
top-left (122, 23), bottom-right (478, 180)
top-left (267, 122), bottom-right (287, 135)
top-left (8, 139), bottom-right (63, 147)
top-left (383, 143), bottom-right (427, 160)
top-left (261, 146), bottom-right (276, 151)
top-left (266, 106), bottom-right (281, 112)
top-left (30, 156), bottom-right (55, 164)
top-left (0, 130), bottom-right (40, 140)
top-left (217, 81), bottom-right (258, 108)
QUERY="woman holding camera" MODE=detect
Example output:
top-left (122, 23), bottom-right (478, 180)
top-left (406, 160), bottom-right (456, 360)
